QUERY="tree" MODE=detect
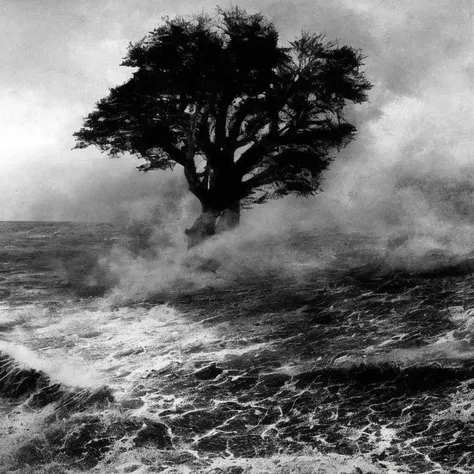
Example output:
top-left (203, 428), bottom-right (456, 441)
top-left (74, 7), bottom-right (371, 248)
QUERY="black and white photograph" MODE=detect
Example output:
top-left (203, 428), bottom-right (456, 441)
top-left (0, 1), bottom-right (472, 472)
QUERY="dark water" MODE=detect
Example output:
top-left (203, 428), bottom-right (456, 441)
top-left (0, 221), bottom-right (120, 304)
top-left (2, 221), bottom-right (474, 472)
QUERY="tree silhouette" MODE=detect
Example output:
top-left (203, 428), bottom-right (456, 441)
top-left (74, 7), bottom-right (371, 247)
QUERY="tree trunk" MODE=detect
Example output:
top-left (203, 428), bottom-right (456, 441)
top-left (216, 201), bottom-right (240, 233)
top-left (185, 201), bottom-right (241, 249)
top-left (185, 207), bottom-right (220, 249)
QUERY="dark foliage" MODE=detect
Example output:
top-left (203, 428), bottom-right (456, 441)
top-left (74, 7), bottom-right (371, 211)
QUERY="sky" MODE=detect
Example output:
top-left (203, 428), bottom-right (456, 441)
top-left (0, 0), bottom-right (472, 240)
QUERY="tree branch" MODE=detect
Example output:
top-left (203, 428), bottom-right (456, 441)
top-left (161, 144), bottom-right (187, 167)
top-left (227, 97), bottom-right (265, 151)
top-left (235, 136), bottom-right (275, 178)
top-left (196, 106), bottom-right (213, 158)
top-left (183, 158), bottom-right (209, 202)
top-left (240, 167), bottom-right (274, 196)
top-left (213, 95), bottom-right (232, 156)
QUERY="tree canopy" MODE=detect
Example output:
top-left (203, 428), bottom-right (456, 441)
top-left (74, 7), bottom-right (371, 245)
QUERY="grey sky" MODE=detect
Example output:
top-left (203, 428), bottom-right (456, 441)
top-left (0, 0), bottom-right (472, 224)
